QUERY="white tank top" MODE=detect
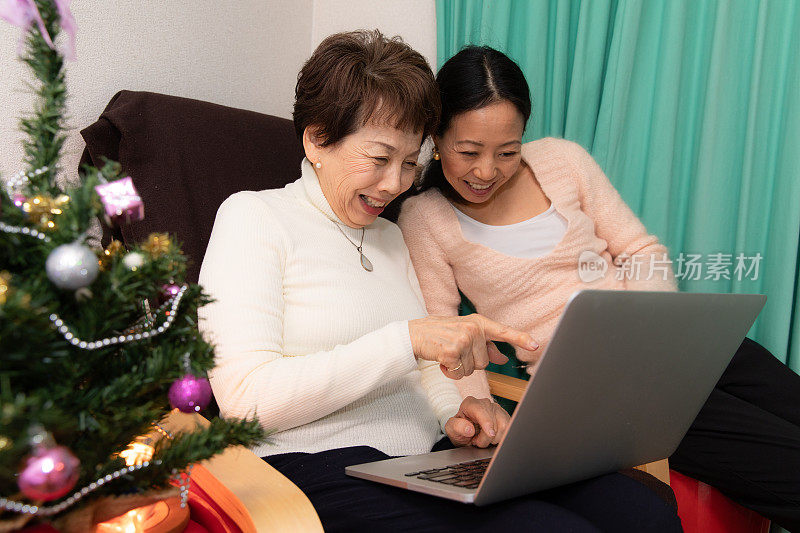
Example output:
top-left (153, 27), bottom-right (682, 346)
top-left (452, 204), bottom-right (568, 259)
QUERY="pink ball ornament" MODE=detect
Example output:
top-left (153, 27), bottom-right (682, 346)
top-left (169, 374), bottom-right (212, 413)
top-left (161, 283), bottom-right (181, 298)
top-left (18, 445), bottom-right (80, 501)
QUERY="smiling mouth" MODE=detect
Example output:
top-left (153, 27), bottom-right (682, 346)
top-left (465, 180), bottom-right (495, 194)
top-left (360, 195), bottom-right (387, 208)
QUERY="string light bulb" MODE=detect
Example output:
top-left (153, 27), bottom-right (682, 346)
top-left (118, 437), bottom-right (155, 467)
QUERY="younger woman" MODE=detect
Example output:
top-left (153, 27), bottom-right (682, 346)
top-left (398, 46), bottom-right (800, 531)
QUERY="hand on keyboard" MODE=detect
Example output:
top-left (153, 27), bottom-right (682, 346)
top-left (445, 396), bottom-right (510, 447)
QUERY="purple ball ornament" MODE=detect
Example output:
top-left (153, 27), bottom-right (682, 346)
top-left (169, 374), bottom-right (212, 413)
top-left (18, 445), bottom-right (80, 501)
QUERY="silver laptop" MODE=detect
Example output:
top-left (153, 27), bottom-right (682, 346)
top-left (346, 290), bottom-right (766, 505)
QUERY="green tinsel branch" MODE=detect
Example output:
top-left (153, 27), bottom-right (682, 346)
top-left (19, 0), bottom-right (67, 192)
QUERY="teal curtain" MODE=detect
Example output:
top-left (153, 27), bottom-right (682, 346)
top-left (437, 0), bottom-right (800, 373)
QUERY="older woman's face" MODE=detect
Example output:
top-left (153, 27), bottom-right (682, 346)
top-left (435, 100), bottom-right (525, 205)
top-left (307, 123), bottom-right (422, 228)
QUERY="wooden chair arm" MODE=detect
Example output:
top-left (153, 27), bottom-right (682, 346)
top-left (486, 371), bottom-right (527, 402)
top-left (633, 459), bottom-right (671, 486)
top-left (161, 410), bottom-right (323, 532)
top-left (485, 372), bottom-right (671, 486)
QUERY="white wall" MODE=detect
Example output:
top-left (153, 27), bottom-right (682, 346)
top-left (311, 0), bottom-right (437, 73)
top-left (0, 0), bottom-right (314, 185)
top-left (0, 0), bottom-right (436, 186)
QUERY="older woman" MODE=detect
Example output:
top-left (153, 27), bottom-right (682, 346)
top-left (198, 31), bottom-right (681, 532)
top-left (398, 45), bottom-right (800, 531)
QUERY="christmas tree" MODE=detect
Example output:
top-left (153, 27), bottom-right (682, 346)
top-left (0, 1), bottom-right (264, 529)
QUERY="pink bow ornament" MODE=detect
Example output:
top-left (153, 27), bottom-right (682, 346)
top-left (0, 0), bottom-right (76, 60)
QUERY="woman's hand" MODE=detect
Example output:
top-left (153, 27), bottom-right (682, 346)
top-left (408, 314), bottom-right (538, 379)
top-left (445, 397), bottom-right (510, 447)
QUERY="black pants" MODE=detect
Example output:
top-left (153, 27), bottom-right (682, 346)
top-left (670, 338), bottom-right (800, 531)
top-left (264, 440), bottom-right (681, 533)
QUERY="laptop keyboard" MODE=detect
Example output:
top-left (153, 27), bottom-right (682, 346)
top-left (404, 458), bottom-right (490, 489)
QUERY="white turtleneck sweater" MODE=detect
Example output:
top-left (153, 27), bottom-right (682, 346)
top-left (198, 159), bottom-right (462, 457)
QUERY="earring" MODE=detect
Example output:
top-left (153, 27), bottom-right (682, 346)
top-left (315, 160), bottom-right (322, 169)
top-left (432, 150), bottom-right (440, 161)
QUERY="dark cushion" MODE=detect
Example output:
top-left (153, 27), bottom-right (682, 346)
top-left (80, 90), bottom-right (306, 283)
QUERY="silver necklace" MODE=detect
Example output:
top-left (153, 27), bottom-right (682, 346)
top-left (334, 224), bottom-right (373, 272)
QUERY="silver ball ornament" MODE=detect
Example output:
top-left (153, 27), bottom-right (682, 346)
top-left (46, 243), bottom-right (99, 290)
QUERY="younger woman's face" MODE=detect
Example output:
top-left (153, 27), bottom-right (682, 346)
top-left (435, 100), bottom-right (525, 204)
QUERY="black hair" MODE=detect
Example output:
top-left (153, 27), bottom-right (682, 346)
top-left (417, 46), bottom-right (531, 199)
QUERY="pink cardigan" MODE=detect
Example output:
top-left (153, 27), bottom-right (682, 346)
top-left (398, 138), bottom-right (677, 399)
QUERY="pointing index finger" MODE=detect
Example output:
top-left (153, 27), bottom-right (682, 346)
top-left (478, 315), bottom-right (539, 351)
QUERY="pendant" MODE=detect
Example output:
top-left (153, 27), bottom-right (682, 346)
top-left (359, 250), bottom-right (374, 272)
top-left (360, 253), bottom-right (374, 272)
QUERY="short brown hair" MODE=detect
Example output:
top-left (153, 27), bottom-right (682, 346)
top-left (293, 30), bottom-right (440, 146)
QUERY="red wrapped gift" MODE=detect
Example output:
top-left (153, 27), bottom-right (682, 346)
top-left (671, 470), bottom-right (771, 533)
